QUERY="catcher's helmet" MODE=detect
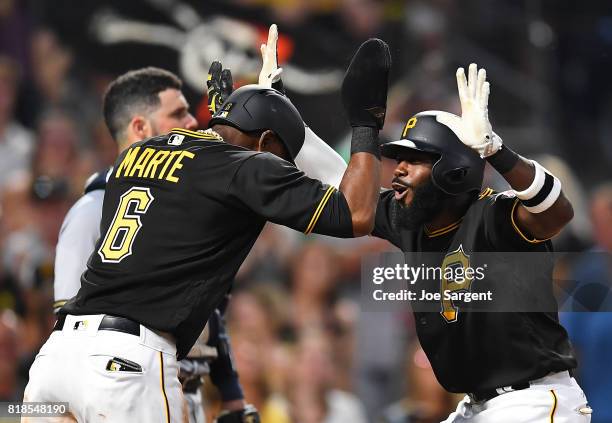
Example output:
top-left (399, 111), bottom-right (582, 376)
top-left (381, 111), bottom-right (485, 195)
top-left (208, 85), bottom-right (305, 162)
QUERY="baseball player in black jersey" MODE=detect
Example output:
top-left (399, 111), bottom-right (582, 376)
top-left (50, 66), bottom-right (254, 423)
top-left (373, 64), bottom-right (591, 422)
top-left (23, 38), bottom-right (390, 422)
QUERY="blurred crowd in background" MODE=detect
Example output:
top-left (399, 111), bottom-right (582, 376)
top-left (0, 0), bottom-right (611, 422)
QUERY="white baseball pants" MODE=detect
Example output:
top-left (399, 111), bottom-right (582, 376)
top-left (23, 314), bottom-right (184, 423)
top-left (442, 371), bottom-right (592, 423)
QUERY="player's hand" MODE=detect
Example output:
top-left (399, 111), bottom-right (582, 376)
top-left (207, 61), bottom-right (234, 115)
top-left (215, 404), bottom-right (260, 423)
top-left (448, 63), bottom-right (502, 157)
top-left (341, 38), bottom-right (391, 129)
top-left (258, 24), bottom-right (284, 92)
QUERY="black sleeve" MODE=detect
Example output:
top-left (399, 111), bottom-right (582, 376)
top-left (227, 153), bottom-right (354, 237)
top-left (483, 192), bottom-right (552, 251)
top-left (371, 190), bottom-right (402, 248)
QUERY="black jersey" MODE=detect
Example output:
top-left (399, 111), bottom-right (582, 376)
top-left (63, 128), bottom-right (353, 359)
top-left (372, 188), bottom-right (576, 393)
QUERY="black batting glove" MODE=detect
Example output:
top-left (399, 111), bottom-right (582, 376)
top-left (341, 38), bottom-right (391, 129)
top-left (207, 61), bottom-right (234, 115)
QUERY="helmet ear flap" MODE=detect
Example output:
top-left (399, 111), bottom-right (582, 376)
top-left (445, 168), bottom-right (469, 183)
top-left (431, 157), bottom-right (474, 195)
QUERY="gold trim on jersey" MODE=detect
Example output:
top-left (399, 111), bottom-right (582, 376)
top-left (53, 300), bottom-right (67, 310)
top-left (424, 219), bottom-right (462, 238)
top-left (478, 187), bottom-right (494, 200)
top-left (549, 389), bottom-right (557, 423)
top-left (169, 128), bottom-right (223, 141)
top-left (304, 186), bottom-right (336, 235)
top-left (159, 352), bottom-right (170, 423)
top-left (510, 199), bottom-right (550, 244)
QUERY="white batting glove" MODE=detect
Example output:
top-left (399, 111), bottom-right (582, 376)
top-left (444, 63), bottom-right (502, 158)
top-left (258, 24), bottom-right (283, 88)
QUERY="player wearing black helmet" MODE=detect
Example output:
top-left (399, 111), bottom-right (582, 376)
top-left (209, 85), bottom-right (305, 162)
top-left (373, 64), bottom-right (591, 422)
top-left (381, 111), bottom-right (485, 196)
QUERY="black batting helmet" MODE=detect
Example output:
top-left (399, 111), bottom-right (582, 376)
top-left (208, 85), bottom-right (305, 162)
top-left (381, 111), bottom-right (485, 195)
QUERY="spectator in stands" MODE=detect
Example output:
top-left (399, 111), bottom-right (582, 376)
top-left (378, 345), bottom-right (458, 423)
top-left (290, 243), bottom-right (340, 331)
top-left (289, 328), bottom-right (368, 423)
top-left (231, 335), bottom-right (291, 423)
top-left (0, 56), bottom-right (34, 191)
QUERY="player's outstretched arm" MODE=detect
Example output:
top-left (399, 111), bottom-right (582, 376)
top-left (488, 148), bottom-right (573, 240)
top-left (447, 63), bottom-right (573, 240)
top-left (209, 24), bottom-right (348, 188)
top-left (267, 36), bottom-right (388, 236)
top-left (336, 38), bottom-right (390, 235)
top-left (260, 24), bottom-right (348, 187)
top-left (227, 39), bottom-right (389, 238)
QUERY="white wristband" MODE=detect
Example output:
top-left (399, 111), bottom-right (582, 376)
top-left (523, 177), bottom-right (561, 213)
top-left (513, 160), bottom-right (545, 200)
top-left (512, 160), bottom-right (561, 214)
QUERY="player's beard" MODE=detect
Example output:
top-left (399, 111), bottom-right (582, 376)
top-left (391, 179), bottom-right (449, 230)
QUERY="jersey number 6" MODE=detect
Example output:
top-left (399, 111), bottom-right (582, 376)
top-left (98, 187), bottom-right (155, 263)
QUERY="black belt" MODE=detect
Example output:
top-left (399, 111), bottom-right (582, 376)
top-left (54, 314), bottom-right (140, 337)
top-left (469, 382), bottom-right (530, 403)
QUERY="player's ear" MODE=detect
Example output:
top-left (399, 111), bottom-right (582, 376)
top-left (127, 116), bottom-right (152, 142)
top-left (256, 130), bottom-right (277, 152)
top-left (258, 130), bottom-right (291, 160)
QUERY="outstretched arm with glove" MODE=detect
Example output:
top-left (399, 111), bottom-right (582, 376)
top-left (260, 24), bottom-right (348, 187)
top-left (439, 63), bottom-right (573, 241)
top-left (207, 24), bottom-right (348, 188)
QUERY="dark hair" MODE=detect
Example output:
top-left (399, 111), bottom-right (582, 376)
top-left (102, 67), bottom-right (182, 141)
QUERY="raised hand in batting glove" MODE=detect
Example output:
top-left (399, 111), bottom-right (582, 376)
top-left (215, 404), bottom-right (260, 423)
top-left (258, 24), bottom-right (284, 93)
top-left (439, 63), bottom-right (503, 158)
top-left (207, 61), bottom-right (234, 115)
top-left (341, 38), bottom-right (391, 129)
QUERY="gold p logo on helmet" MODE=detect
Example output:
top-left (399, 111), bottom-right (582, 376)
top-left (402, 117), bottom-right (418, 138)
